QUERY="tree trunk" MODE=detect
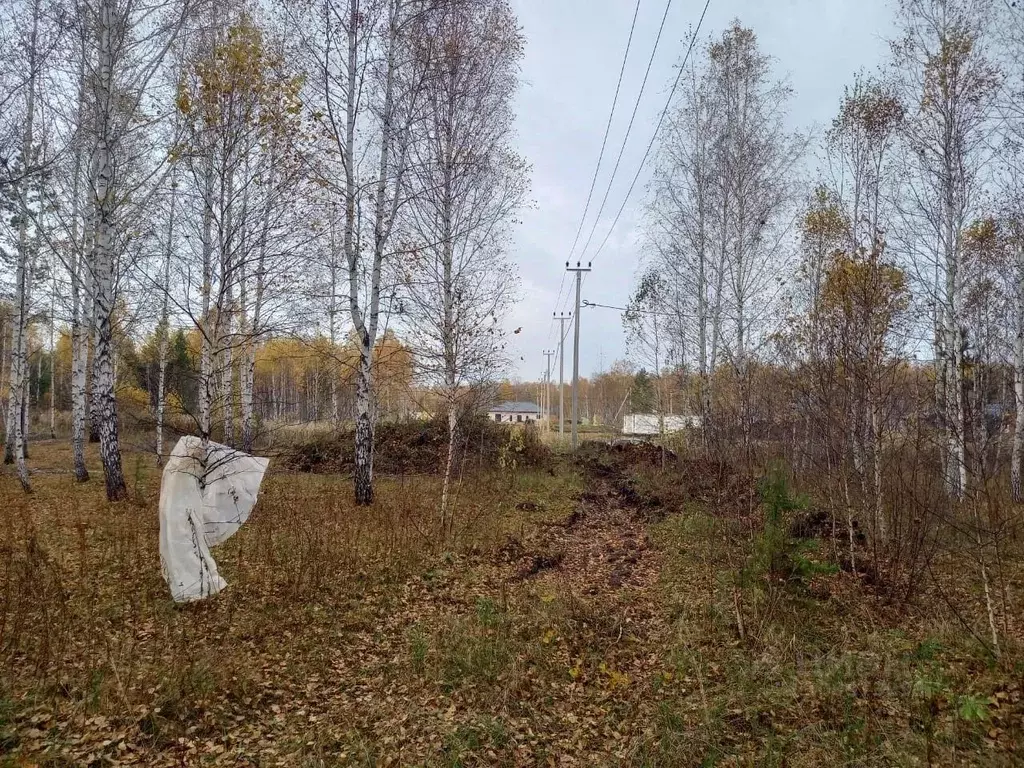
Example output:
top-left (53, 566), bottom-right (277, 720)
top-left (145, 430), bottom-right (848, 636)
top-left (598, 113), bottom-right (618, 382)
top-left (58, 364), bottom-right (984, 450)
top-left (71, 297), bottom-right (90, 481)
top-left (4, 0), bottom-right (41, 491)
top-left (242, 193), bottom-right (269, 452)
top-left (6, 246), bottom-right (31, 491)
top-left (329, 215), bottom-right (340, 424)
top-left (199, 155), bottom-right (215, 439)
top-left (440, 402), bottom-right (457, 534)
top-left (71, 156), bottom-right (92, 481)
top-left (48, 323), bottom-right (55, 439)
top-left (90, 0), bottom-right (127, 501)
top-left (872, 404), bottom-right (885, 550)
top-left (1013, 322), bottom-right (1024, 503)
top-left (88, 283), bottom-right (101, 444)
top-left (220, 203), bottom-right (235, 447)
top-left (353, 347), bottom-right (374, 505)
top-left (69, 40), bottom-right (90, 480)
top-left (155, 171), bottom-right (176, 465)
top-left (4, 319), bottom-right (18, 466)
top-left (240, 349), bottom-right (255, 452)
top-left (21, 370), bottom-right (30, 460)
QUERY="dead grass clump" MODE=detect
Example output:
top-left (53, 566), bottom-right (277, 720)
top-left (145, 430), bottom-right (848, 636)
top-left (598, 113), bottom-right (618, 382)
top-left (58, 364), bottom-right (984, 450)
top-left (647, 487), bottom-right (1024, 766)
top-left (0, 441), bottom-right (590, 765)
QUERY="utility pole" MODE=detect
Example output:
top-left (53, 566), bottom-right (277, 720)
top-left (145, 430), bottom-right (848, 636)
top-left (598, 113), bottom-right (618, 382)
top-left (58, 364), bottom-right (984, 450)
top-left (554, 312), bottom-right (571, 441)
top-left (566, 261), bottom-right (591, 449)
top-left (543, 350), bottom-right (554, 431)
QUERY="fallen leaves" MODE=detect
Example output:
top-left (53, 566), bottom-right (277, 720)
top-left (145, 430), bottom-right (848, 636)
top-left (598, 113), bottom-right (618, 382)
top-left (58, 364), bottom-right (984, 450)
top-left (2, 442), bottom-right (1023, 765)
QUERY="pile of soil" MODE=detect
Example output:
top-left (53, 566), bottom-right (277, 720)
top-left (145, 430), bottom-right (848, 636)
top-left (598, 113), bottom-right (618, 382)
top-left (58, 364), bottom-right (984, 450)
top-left (279, 417), bottom-right (550, 475)
top-left (577, 440), bottom-right (757, 520)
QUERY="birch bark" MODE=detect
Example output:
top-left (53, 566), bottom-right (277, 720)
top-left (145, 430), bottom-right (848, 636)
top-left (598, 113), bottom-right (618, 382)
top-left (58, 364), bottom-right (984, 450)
top-left (89, 0), bottom-right (128, 501)
top-left (4, 0), bottom-right (42, 491)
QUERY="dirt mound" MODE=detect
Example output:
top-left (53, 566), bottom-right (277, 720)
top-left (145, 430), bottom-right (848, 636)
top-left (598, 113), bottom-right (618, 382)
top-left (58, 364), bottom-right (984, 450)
top-left (279, 417), bottom-right (550, 475)
top-left (577, 441), bottom-right (756, 520)
top-left (577, 440), bottom-right (674, 474)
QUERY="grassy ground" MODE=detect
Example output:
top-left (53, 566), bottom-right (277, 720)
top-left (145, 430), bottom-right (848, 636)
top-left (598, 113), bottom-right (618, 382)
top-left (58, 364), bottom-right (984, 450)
top-left (1, 439), bottom-right (1022, 766)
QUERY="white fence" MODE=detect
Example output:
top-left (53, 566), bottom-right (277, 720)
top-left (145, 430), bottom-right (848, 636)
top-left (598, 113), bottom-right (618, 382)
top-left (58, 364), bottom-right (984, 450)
top-left (623, 413), bottom-right (700, 435)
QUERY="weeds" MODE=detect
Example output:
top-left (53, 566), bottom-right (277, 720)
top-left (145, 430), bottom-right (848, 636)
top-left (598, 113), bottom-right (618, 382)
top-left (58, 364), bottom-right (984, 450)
top-left (1, 440), bottom-right (1021, 765)
top-left (651, 467), bottom-right (1022, 766)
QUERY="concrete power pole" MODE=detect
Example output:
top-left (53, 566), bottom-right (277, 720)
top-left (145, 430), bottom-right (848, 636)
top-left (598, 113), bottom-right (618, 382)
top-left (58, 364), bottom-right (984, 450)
top-left (543, 350), bottom-right (554, 431)
top-left (554, 312), bottom-right (571, 441)
top-left (566, 262), bottom-right (591, 449)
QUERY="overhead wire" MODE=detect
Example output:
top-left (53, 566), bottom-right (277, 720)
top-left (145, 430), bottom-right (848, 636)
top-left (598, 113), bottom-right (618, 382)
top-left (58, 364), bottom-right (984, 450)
top-left (551, 0), bottom-right (715, 366)
top-left (576, 0), bottom-right (675, 261)
top-left (585, 0), bottom-right (713, 269)
top-left (546, 271), bottom-right (567, 344)
top-left (566, 0), bottom-right (643, 263)
top-left (548, 0), bottom-right (643, 341)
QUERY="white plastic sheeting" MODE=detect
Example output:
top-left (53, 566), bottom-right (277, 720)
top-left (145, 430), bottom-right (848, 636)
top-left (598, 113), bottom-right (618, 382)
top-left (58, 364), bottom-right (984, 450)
top-left (159, 436), bottom-right (269, 602)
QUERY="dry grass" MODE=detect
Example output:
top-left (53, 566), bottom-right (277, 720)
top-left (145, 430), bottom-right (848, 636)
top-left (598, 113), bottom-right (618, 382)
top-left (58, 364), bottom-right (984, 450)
top-left (0, 438), bottom-right (1022, 766)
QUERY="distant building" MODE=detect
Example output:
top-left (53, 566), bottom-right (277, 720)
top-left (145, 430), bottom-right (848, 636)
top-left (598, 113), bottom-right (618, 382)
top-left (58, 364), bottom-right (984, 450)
top-left (488, 401), bottom-right (542, 424)
top-left (623, 413), bottom-right (700, 435)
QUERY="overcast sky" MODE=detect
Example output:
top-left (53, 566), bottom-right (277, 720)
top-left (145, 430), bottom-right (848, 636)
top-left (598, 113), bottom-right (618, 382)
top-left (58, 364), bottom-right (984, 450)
top-left (503, 0), bottom-right (896, 382)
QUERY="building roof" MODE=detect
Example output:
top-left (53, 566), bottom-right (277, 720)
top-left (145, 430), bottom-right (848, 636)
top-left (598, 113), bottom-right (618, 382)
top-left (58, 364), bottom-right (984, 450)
top-left (489, 401), bottom-right (541, 414)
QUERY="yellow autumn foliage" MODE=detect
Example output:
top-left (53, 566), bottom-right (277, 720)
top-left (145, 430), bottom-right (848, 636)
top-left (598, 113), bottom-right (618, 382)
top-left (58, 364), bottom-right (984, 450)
top-left (117, 384), bottom-right (151, 415)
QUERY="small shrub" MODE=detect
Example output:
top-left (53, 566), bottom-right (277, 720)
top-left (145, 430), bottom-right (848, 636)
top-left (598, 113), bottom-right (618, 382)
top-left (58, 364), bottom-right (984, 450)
top-left (475, 597), bottom-right (500, 629)
top-left (409, 625), bottom-right (429, 675)
top-left (744, 465), bottom-right (836, 588)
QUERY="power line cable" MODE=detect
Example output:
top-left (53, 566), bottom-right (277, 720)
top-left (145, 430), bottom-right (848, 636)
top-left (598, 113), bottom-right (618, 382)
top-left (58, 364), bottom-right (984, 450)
top-left (577, 0), bottom-right (675, 260)
top-left (550, 0), bottom-right (647, 330)
top-left (565, 0), bottom-right (644, 263)
top-left (586, 0), bottom-right (713, 266)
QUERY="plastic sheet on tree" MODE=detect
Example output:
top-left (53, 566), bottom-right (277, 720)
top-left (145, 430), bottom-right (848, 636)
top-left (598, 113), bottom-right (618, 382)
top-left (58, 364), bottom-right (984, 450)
top-left (159, 436), bottom-right (269, 602)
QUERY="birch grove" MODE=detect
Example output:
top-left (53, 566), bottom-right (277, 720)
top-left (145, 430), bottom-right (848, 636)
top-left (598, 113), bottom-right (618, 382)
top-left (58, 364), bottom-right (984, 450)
top-left (3, 0), bottom-right (1021, 610)
top-left (0, 0), bottom-right (532, 511)
top-left (647, 22), bottom-right (805, 448)
top-left (631, 3), bottom-right (1024, 650)
top-left (891, 0), bottom-right (1000, 501)
top-left (3, 0), bottom-right (43, 492)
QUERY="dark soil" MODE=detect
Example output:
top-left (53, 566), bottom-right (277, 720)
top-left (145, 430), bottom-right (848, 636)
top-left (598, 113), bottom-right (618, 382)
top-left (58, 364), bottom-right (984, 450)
top-left (278, 417), bottom-right (551, 475)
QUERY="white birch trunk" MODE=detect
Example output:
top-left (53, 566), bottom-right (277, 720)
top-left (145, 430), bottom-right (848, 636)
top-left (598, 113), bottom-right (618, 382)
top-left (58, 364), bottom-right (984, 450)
top-left (440, 401), bottom-right (457, 534)
top-left (329, 215), bottom-right (340, 424)
top-left (241, 194), bottom-right (269, 453)
top-left (69, 34), bottom-right (90, 481)
top-left (220, 167), bottom-right (235, 448)
top-left (199, 156), bottom-right (215, 439)
top-left (353, 345), bottom-right (375, 503)
top-left (1012, 322), bottom-right (1024, 503)
top-left (156, 170), bottom-right (177, 465)
top-left (4, 0), bottom-right (41, 490)
top-left (71, 165), bottom-right (93, 481)
top-left (89, 0), bottom-right (128, 501)
top-left (47, 274), bottom-right (55, 439)
top-left (0, 326), bottom-right (6, 459)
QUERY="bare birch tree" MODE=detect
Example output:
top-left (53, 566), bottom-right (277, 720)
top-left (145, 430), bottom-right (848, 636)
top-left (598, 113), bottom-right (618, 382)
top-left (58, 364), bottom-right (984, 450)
top-left (296, 0), bottom-right (430, 505)
top-left (646, 21), bottom-right (804, 451)
top-left (3, 0), bottom-right (44, 492)
top-left (890, 0), bottom-right (1000, 499)
top-left (823, 75), bottom-right (905, 551)
top-left (175, 10), bottom-right (304, 452)
top-left (78, 0), bottom-right (193, 500)
top-left (647, 37), bottom-right (722, 442)
top-left (402, 0), bottom-right (526, 530)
